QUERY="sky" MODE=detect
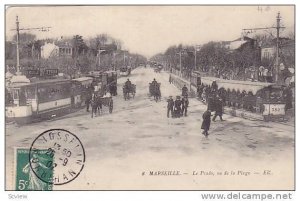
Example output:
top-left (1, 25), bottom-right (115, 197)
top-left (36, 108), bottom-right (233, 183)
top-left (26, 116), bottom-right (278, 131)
top-left (6, 5), bottom-right (294, 58)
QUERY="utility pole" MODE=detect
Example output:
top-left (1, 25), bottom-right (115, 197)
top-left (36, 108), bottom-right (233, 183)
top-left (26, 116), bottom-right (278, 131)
top-left (242, 12), bottom-right (284, 83)
top-left (176, 50), bottom-right (183, 76)
top-left (194, 45), bottom-right (201, 71)
top-left (123, 51), bottom-right (127, 66)
top-left (275, 12), bottom-right (281, 83)
top-left (113, 52), bottom-right (116, 71)
top-left (16, 16), bottom-right (20, 75)
top-left (97, 49), bottom-right (106, 70)
top-left (179, 51), bottom-right (182, 75)
top-left (11, 15), bottom-right (51, 75)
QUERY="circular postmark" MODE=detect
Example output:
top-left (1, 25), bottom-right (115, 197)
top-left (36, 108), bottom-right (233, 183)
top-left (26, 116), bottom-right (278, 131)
top-left (29, 129), bottom-right (85, 185)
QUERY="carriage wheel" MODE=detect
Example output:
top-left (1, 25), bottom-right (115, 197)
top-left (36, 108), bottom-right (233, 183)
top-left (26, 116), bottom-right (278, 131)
top-left (109, 100), bottom-right (113, 113)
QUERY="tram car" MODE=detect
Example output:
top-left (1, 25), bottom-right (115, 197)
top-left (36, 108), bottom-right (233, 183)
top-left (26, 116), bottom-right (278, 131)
top-left (120, 66), bottom-right (131, 76)
top-left (200, 77), bottom-right (287, 120)
top-left (71, 77), bottom-right (94, 108)
top-left (87, 70), bottom-right (118, 96)
top-left (6, 79), bottom-right (72, 124)
top-left (190, 71), bottom-right (210, 94)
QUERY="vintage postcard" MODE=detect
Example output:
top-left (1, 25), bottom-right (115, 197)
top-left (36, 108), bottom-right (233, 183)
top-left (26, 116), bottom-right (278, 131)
top-left (5, 5), bottom-right (295, 190)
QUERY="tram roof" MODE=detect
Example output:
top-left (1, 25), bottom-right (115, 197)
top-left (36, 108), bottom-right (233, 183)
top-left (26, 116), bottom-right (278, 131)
top-left (72, 77), bottom-right (94, 82)
top-left (9, 78), bottom-right (70, 88)
top-left (201, 77), bottom-right (276, 95)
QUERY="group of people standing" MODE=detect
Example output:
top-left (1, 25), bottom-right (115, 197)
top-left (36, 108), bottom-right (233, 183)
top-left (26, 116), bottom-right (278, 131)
top-left (201, 88), bottom-right (225, 137)
top-left (167, 95), bottom-right (189, 118)
top-left (166, 85), bottom-right (189, 118)
top-left (166, 82), bottom-right (224, 138)
top-left (201, 95), bottom-right (224, 138)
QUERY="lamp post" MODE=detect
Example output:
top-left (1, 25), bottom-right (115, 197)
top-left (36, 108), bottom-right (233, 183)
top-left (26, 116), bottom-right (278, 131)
top-left (97, 49), bottom-right (106, 70)
top-left (176, 50), bottom-right (184, 77)
top-left (194, 45), bottom-right (201, 71)
top-left (113, 51), bottom-right (116, 71)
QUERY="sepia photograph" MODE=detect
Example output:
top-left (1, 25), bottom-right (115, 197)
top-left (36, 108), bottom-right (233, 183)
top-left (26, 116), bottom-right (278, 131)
top-left (4, 5), bottom-right (295, 191)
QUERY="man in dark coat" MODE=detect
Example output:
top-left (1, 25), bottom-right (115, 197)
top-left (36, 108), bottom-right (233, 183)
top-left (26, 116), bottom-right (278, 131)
top-left (167, 96), bottom-right (174, 118)
top-left (197, 85), bottom-right (203, 99)
top-left (152, 78), bottom-right (158, 86)
top-left (212, 96), bottom-right (224, 121)
top-left (169, 74), bottom-right (172, 84)
top-left (91, 93), bottom-right (98, 118)
top-left (283, 86), bottom-right (293, 111)
top-left (174, 96), bottom-right (182, 118)
top-left (85, 93), bottom-right (91, 112)
top-left (201, 110), bottom-right (212, 137)
top-left (125, 79), bottom-right (132, 90)
top-left (182, 85), bottom-right (188, 97)
top-left (181, 96), bottom-right (189, 117)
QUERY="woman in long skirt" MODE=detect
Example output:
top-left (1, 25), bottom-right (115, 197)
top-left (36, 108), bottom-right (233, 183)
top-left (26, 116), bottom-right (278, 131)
top-left (201, 110), bottom-right (212, 137)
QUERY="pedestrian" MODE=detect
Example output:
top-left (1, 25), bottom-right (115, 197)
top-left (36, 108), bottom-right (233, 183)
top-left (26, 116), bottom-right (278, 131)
top-left (211, 80), bottom-right (218, 92)
top-left (283, 86), bottom-right (293, 111)
top-left (197, 85), bottom-right (203, 99)
top-left (169, 74), bottom-right (172, 84)
top-left (174, 96), bottom-right (182, 118)
top-left (96, 95), bottom-right (103, 116)
top-left (182, 85), bottom-right (188, 97)
top-left (85, 93), bottom-right (91, 112)
top-left (181, 96), bottom-right (189, 117)
top-left (212, 96), bottom-right (224, 121)
top-left (201, 110), bottom-right (212, 137)
top-left (202, 87), bottom-right (207, 102)
top-left (167, 96), bottom-right (174, 118)
top-left (91, 93), bottom-right (98, 118)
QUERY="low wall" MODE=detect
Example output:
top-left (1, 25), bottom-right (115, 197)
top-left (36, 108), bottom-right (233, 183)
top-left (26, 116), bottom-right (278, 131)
top-left (169, 73), bottom-right (265, 121)
top-left (169, 74), bottom-right (196, 97)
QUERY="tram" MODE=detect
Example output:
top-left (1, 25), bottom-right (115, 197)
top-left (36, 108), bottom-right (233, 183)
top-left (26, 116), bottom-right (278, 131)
top-left (6, 79), bottom-right (72, 124)
top-left (198, 76), bottom-right (287, 120)
top-left (71, 77), bottom-right (94, 108)
top-left (120, 66), bottom-right (131, 76)
top-left (88, 70), bottom-right (118, 96)
top-left (5, 70), bottom-right (119, 124)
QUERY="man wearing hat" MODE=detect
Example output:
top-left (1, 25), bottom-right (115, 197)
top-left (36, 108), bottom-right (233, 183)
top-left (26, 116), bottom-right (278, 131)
top-left (167, 96), bottom-right (174, 118)
top-left (201, 109), bottom-right (212, 137)
top-left (181, 95), bottom-right (189, 117)
top-left (182, 85), bottom-right (188, 97)
top-left (212, 95), bottom-right (224, 121)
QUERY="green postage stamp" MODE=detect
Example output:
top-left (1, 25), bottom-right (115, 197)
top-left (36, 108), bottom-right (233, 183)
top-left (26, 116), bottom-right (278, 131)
top-left (14, 148), bottom-right (53, 191)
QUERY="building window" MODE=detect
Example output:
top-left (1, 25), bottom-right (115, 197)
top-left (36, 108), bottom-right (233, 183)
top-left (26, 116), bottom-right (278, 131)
top-left (263, 51), bottom-right (270, 60)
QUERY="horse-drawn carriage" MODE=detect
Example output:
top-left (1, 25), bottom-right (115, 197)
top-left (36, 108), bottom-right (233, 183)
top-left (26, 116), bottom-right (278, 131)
top-left (90, 91), bottom-right (113, 117)
top-left (149, 82), bottom-right (161, 102)
top-left (123, 83), bottom-right (136, 100)
top-left (154, 64), bottom-right (163, 73)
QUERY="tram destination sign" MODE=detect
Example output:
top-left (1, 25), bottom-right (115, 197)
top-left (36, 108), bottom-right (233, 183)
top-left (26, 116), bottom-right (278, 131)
top-left (43, 69), bottom-right (59, 76)
top-left (25, 69), bottom-right (40, 77)
top-left (25, 69), bottom-right (59, 78)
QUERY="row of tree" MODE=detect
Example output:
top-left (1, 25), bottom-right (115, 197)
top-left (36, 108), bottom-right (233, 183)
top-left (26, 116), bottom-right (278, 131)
top-left (150, 33), bottom-right (294, 81)
top-left (5, 33), bottom-right (147, 77)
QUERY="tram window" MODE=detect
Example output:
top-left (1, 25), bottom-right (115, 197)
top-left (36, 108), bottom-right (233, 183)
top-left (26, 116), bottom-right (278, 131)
top-left (270, 89), bottom-right (282, 101)
top-left (265, 91), bottom-right (270, 100)
top-left (12, 89), bottom-right (19, 99)
top-left (26, 87), bottom-right (36, 99)
top-left (19, 89), bottom-right (27, 106)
